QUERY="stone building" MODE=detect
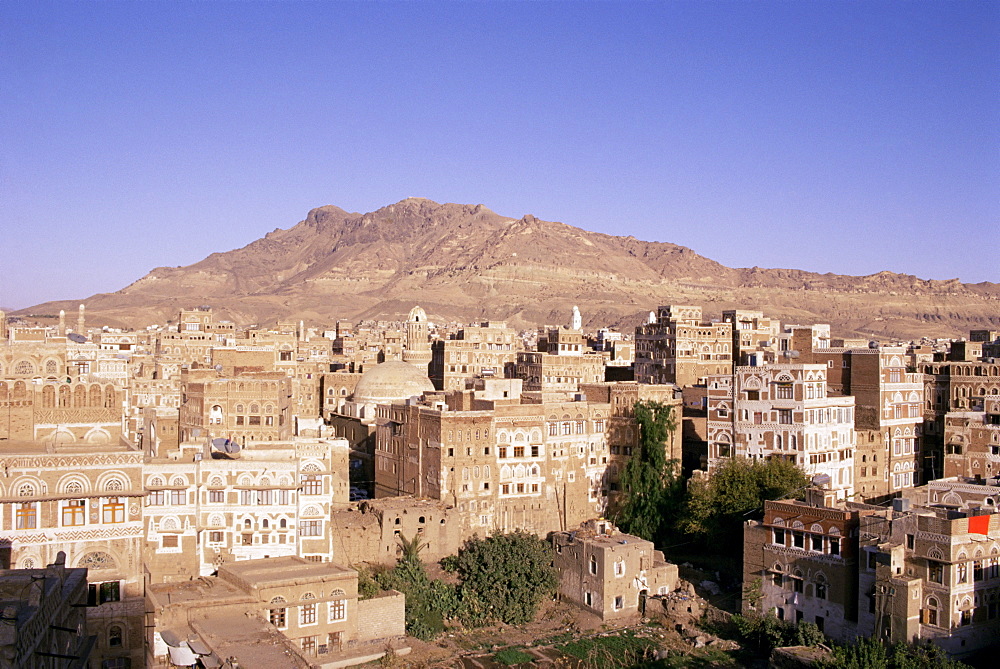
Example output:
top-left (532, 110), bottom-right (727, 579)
top-left (0, 552), bottom-right (92, 668)
top-left (429, 320), bottom-right (520, 392)
top-left (635, 305), bottom-right (733, 387)
top-left (857, 478), bottom-right (1000, 656)
top-left (0, 440), bottom-right (145, 669)
top-left (942, 394), bottom-right (1000, 480)
top-left (706, 364), bottom-right (856, 498)
top-left (178, 368), bottom-right (293, 445)
top-left (142, 437), bottom-right (348, 581)
top-left (921, 359), bottom-right (1000, 480)
top-left (373, 377), bottom-right (653, 538)
top-left (0, 379), bottom-right (124, 444)
top-left (146, 556), bottom-right (407, 668)
top-left (553, 520), bottom-right (678, 620)
top-left (722, 309), bottom-right (782, 366)
top-left (808, 347), bottom-right (924, 503)
top-left (742, 489), bottom-right (870, 640)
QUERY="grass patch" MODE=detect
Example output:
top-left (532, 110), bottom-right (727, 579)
top-left (556, 631), bottom-right (659, 668)
top-left (493, 647), bottom-right (535, 665)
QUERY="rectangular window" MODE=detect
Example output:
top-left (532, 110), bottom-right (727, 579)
top-left (208, 490), bottom-right (224, 503)
top-left (16, 503), bottom-right (36, 529)
top-left (170, 489), bottom-right (185, 505)
top-left (531, 445), bottom-right (540, 457)
top-left (300, 604), bottom-right (317, 625)
top-left (103, 498), bottom-right (125, 524)
top-left (561, 422), bottom-right (572, 436)
top-left (779, 409), bottom-right (793, 425)
top-left (62, 500), bottom-right (86, 526)
top-left (793, 578), bottom-right (804, 593)
top-left (240, 489), bottom-right (254, 505)
top-left (549, 423), bottom-right (558, 436)
top-left (301, 476), bottom-right (322, 495)
top-left (614, 596), bottom-right (624, 610)
top-left (811, 535), bottom-right (823, 552)
top-left (328, 599), bottom-right (346, 622)
top-left (830, 538), bottom-right (840, 556)
top-left (248, 415), bottom-right (261, 425)
top-left (300, 520), bottom-right (322, 536)
top-left (209, 531), bottom-right (224, 543)
top-left (161, 535), bottom-right (178, 548)
top-left (100, 581), bottom-right (121, 603)
top-left (513, 446), bottom-right (525, 458)
top-left (958, 562), bottom-right (968, 584)
top-left (576, 421), bottom-right (585, 434)
top-left (301, 635), bottom-right (316, 655)
top-left (148, 490), bottom-right (165, 506)
top-left (594, 420), bottom-right (605, 432)
top-left (792, 532), bottom-right (804, 549)
top-left (776, 384), bottom-right (793, 399)
top-left (270, 607), bottom-right (286, 628)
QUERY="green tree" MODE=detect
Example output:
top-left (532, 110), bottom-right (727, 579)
top-left (824, 637), bottom-right (971, 669)
top-left (680, 457), bottom-right (808, 546)
top-left (451, 531), bottom-right (558, 625)
top-left (374, 534), bottom-right (458, 639)
top-left (616, 400), bottom-right (682, 543)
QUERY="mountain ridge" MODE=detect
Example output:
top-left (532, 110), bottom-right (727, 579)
top-left (17, 198), bottom-right (999, 339)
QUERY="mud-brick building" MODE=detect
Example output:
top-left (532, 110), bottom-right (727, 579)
top-left (146, 556), bottom-right (407, 668)
top-left (0, 440), bottom-right (145, 669)
top-left (553, 520), bottom-right (678, 620)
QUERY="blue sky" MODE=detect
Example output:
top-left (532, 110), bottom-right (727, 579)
top-left (2, 1), bottom-right (997, 310)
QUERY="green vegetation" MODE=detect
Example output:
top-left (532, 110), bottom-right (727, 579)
top-left (556, 630), bottom-right (659, 668)
top-left (617, 401), bottom-right (683, 544)
top-left (492, 647), bottom-right (535, 665)
top-left (679, 457), bottom-right (809, 546)
top-left (449, 531), bottom-right (558, 625)
top-left (824, 637), bottom-right (972, 669)
top-left (374, 530), bottom-right (556, 639)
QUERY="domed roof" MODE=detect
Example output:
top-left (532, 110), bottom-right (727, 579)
top-left (353, 360), bottom-right (434, 404)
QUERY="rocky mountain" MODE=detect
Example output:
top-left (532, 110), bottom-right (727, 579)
top-left (19, 198), bottom-right (1000, 339)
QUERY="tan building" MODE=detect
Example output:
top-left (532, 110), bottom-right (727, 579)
top-left (809, 347), bottom-right (924, 502)
top-left (373, 377), bottom-right (662, 539)
top-left (0, 552), bottom-right (93, 668)
top-left (178, 368), bottom-right (293, 445)
top-left (743, 489), bottom-right (869, 640)
top-left (142, 436), bottom-right (348, 581)
top-left (635, 305), bottom-right (732, 387)
top-left (722, 309), bottom-right (782, 366)
top-left (147, 556), bottom-right (407, 668)
top-left (706, 364), bottom-right (856, 498)
top-left (0, 440), bottom-right (145, 669)
top-left (429, 320), bottom-right (520, 391)
top-left (942, 394), bottom-right (1000, 480)
top-left (553, 519), bottom-right (678, 620)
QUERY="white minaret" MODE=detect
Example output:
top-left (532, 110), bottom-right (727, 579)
top-left (571, 305), bottom-right (582, 330)
top-left (403, 306), bottom-right (432, 370)
top-left (77, 304), bottom-right (86, 334)
top-left (648, 310), bottom-right (656, 324)
top-left (58, 309), bottom-right (66, 336)
top-left (0, 310), bottom-right (6, 342)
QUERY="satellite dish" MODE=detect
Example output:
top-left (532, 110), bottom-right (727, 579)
top-left (67, 333), bottom-right (87, 343)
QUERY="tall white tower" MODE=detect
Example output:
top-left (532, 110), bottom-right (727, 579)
top-left (403, 306), bottom-right (432, 370)
top-left (571, 305), bottom-right (582, 331)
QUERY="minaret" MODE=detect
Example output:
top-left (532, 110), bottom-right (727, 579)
top-left (403, 306), bottom-right (432, 371)
top-left (0, 310), bottom-right (6, 342)
top-left (571, 305), bottom-right (582, 331)
top-left (58, 310), bottom-right (66, 336)
top-left (648, 310), bottom-right (657, 324)
top-left (77, 304), bottom-right (86, 334)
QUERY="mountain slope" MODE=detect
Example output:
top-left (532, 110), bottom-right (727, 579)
top-left (20, 198), bottom-right (1000, 339)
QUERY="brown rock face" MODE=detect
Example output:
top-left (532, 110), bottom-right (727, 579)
top-left (19, 198), bottom-right (1000, 339)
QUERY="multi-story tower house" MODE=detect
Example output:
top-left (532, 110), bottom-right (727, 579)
top-left (743, 488), bottom-right (867, 639)
top-left (942, 394), bottom-right (1000, 479)
top-left (921, 354), bottom-right (1000, 480)
top-left (143, 435), bottom-right (348, 581)
top-left (429, 320), bottom-right (520, 391)
top-left (635, 305), bottom-right (732, 387)
top-left (706, 364), bottom-right (856, 499)
top-left (722, 310), bottom-right (782, 366)
top-left (178, 369), bottom-right (292, 445)
top-left (511, 327), bottom-right (606, 396)
top-left (809, 347), bottom-right (924, 503)
top-left (373, 378), bottom-right (614, 536)
top-left (0, 440), bottom-right (145, 668)
top-left (858, 478), bottom-right (1000, 656)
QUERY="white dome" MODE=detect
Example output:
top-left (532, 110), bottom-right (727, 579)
top-left (352, 361), bottom-right (434, 404)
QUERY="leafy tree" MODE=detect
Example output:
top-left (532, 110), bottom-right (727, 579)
top-left (374, 534), bottom-right (458, 639)
top-left (680, 457), bottom-right (808, 546)
top-left (450, 531), bottom-right (558, 625)
top-left (616, 400), bottom-right (682, 543)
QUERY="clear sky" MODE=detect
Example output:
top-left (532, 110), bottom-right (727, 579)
top-left (2, 1), bottom-right (997, 310)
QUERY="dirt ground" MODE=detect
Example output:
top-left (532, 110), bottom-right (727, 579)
top-left (384, 579), bottom-right (743, 669)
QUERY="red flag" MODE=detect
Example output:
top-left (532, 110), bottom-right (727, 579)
top-left (968, 514), bottom-right (991, 536)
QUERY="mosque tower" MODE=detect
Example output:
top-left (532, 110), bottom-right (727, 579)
top-left (402, 306), bottom-right (432, 371)
top-left (58, 309), bottom-right (66, 336)
top-left (76, 304), bottom-right (86, 334)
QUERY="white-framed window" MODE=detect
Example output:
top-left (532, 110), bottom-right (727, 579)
top-left (328, 599), bottom-right (346, 622)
